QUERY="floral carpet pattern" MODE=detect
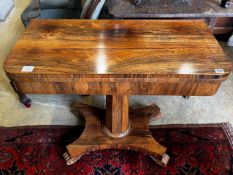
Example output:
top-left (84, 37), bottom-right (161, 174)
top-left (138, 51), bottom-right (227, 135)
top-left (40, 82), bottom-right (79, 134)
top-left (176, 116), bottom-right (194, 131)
top-left (0, 123), bottom-right (232, 175)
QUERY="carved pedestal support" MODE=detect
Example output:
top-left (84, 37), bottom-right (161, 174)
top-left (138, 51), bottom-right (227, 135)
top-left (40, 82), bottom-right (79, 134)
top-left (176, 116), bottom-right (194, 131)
top-left (64, 103), bottom-right (169, 167)
top-left (104, 95), bottom-right (131, 138)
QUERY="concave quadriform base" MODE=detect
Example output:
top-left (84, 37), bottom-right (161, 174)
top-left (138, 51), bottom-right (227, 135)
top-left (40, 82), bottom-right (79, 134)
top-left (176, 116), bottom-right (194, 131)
top-left (64, 103), bottom-right (169, 167)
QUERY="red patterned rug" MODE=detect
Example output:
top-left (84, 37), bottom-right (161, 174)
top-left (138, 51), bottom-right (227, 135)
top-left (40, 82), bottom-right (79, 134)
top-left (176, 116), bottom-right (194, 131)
top-left (0, 123), bottom-right (232, 175)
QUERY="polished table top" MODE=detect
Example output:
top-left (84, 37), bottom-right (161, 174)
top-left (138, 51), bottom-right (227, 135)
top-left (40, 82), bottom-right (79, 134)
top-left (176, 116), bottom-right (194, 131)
top-left (4, 19), bottom-right (232, 83)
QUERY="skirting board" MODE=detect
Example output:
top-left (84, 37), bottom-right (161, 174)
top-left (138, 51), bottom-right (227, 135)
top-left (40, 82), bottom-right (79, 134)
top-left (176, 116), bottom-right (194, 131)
top-left (0, 0), bottom-right (14, 21)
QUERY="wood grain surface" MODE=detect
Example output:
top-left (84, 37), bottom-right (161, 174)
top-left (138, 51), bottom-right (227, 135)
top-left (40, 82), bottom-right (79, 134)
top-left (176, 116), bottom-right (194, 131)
top-left (4, 19), bottom-right (232, 96)
top-left (106, 95), bottom-right (129, 135)
top-left (66, 103), bottom-right (168, 166)
top-left (4, 19), bottom-right (231, 79)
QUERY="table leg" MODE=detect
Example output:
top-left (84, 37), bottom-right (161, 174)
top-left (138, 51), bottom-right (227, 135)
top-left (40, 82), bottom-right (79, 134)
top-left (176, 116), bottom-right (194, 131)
top-left (10, 81), bottom-right (31, 108)
top-left (64, 97), bottom-right (169, 167)
top-left (221, 0), bottom-right (231, 8)
top-left (134, 0), bottom-right (143, 6)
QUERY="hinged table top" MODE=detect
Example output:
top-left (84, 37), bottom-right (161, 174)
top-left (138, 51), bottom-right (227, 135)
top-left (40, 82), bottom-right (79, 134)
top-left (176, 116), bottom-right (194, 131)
top-left (4, 19), bottom-right (232, 81)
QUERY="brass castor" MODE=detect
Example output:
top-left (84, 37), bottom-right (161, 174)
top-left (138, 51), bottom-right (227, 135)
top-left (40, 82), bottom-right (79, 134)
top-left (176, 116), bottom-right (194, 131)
top-left (151, 154), bottom-right (170, 167)
top-left (63, 152), bottom-right (80, 165)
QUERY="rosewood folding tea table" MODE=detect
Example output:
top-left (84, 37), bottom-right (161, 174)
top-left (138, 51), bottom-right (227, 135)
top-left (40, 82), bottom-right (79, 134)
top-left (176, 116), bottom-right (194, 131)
top-left (4, 19), bottom-right (232, 167)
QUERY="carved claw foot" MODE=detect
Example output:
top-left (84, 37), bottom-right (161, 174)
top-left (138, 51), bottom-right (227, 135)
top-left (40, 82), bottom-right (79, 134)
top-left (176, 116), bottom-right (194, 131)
top-left (63, 152), bottom-right (80, 165)
top-left (151, 154), bottom-right (170, 167)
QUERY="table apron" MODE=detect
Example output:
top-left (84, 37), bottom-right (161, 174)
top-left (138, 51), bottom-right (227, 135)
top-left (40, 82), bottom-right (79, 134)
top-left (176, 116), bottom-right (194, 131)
top-left (13, 81), bottom-right (221, 96)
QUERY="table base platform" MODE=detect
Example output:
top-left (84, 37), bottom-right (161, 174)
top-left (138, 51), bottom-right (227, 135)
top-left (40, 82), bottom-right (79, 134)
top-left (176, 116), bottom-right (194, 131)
top-left (64, 103), bottom-right (170, 167)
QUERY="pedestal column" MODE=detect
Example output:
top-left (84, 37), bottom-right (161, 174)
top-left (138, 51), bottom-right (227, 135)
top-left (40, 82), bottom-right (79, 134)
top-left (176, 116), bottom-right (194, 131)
top-left (103, 95), bottom-right (131, 138)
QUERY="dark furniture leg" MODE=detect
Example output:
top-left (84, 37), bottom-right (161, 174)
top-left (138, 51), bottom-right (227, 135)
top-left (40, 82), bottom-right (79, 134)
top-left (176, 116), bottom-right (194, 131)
top-left (221, 0), bottom-right (231, 8)
top-left (10, 81), bottom-right (32, 108)
top-left (134, 0), bottom-right (143, 6)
